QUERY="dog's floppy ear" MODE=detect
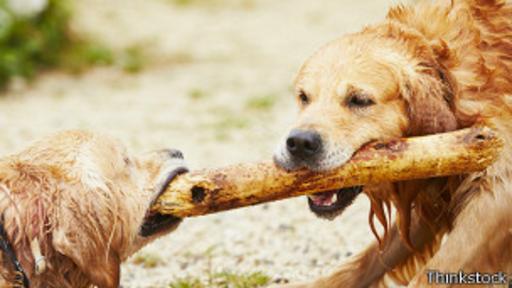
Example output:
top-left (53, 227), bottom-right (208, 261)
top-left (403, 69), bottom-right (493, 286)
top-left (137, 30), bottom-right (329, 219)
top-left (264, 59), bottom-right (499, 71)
top-left (51, 182), bottom-right (123, 288)
top-left (400, 63), bottom-right (458, 136)
top-left (53, 226), bottom-right (121, 288)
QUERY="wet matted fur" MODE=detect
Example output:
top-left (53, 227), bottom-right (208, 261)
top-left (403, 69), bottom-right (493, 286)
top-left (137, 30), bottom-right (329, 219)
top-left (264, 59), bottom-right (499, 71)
top-left (0, 131), bottom-right (185, 288)
top-left (273, 0), bottom-right (512, 287)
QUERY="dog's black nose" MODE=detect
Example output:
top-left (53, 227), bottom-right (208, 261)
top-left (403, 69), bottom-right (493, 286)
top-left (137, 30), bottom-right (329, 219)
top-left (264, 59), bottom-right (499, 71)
top-left (286, 129), bottom-right (322, 159)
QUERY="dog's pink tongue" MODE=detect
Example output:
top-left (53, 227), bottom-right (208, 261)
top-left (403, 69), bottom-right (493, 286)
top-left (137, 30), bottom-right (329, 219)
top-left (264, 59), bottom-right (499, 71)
top-left (309, 191), bottom-right (336, 206)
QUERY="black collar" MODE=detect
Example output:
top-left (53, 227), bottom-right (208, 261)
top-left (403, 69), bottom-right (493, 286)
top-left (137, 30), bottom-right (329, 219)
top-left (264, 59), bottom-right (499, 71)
top-left (0, 215), bottom-right (29, 288)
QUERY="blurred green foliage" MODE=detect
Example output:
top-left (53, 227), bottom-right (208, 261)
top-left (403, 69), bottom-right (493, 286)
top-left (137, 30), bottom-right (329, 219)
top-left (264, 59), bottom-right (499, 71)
top-left (0, 0), bottom-right (113, 89)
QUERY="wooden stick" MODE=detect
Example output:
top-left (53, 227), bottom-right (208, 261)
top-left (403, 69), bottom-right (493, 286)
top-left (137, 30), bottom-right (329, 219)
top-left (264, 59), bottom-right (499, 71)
top-left (152, 126), bottom-right (503, 218)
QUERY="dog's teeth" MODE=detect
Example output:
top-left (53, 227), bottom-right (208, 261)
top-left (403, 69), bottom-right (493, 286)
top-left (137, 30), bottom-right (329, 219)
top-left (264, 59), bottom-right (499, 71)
top-left (309, 193), bottom-right (337, 206)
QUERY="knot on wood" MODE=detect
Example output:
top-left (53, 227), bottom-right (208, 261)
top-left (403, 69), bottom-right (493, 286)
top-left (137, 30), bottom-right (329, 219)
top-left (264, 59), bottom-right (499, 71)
top-left (191, 186), bottom-right (206, 203)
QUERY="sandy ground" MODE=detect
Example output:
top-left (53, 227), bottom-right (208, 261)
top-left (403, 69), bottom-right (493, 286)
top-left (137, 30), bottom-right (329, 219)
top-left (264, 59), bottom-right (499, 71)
top-left (0, 0), bottom-right (397, 286)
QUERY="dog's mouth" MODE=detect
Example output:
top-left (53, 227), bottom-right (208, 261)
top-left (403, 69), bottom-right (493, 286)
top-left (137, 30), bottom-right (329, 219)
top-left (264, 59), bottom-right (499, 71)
top-left (139, 167), bottom-right (188, 237)
top-left (307, 186), bottom-right (363, 219)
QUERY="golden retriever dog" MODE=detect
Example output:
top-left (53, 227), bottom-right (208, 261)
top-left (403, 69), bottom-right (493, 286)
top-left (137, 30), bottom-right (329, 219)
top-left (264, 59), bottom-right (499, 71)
top-left (273, 0), bottom-right (512, 287)
top-left (0, 130), bottom-right (186, 288)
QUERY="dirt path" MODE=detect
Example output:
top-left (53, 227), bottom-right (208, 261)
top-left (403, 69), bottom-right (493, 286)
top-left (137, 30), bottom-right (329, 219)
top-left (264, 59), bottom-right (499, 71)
top-left (0, 0), bottom-right (395, 286)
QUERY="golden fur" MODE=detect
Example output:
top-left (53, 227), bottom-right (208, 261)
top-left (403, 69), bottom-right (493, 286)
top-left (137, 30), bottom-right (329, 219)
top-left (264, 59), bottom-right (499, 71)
top-left (0, 130), bottom-right (184, 288)
top-left (276, 0), bottom-right (512, 287)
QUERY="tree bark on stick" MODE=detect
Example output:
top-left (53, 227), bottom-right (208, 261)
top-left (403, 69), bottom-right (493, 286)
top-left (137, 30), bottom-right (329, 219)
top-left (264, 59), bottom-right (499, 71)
top-left (151, 126), bottom-right (503, 218)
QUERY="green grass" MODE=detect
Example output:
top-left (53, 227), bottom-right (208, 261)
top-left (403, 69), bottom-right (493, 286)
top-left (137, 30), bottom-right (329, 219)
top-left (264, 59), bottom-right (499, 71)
top-left (213, 114), bottom-right (249, 130)
top-left (169, 271), bottom-right (270, 288)
top-left (170, 0), bottom-right (197, 6)
top-left (211, 114), bottom-right (250, 141)
top-left (169, 245), bottom-right (270, 288)
top-left (169, 278), bottom-right (203, 288)
top-left (132, 252), bottom-right (164, 268)
top-left (188, 88), bottom-right (208, 100)
top-left (202, 106), bottom-right (251, 141)
top-left (245, 94), bottom-right (277, 111)
top-left (119, 44), bottom-right (146, 73)
top-left (59, 41), bottom-right (114, 73)
top-left (213, 271), bottom-right (270, 287)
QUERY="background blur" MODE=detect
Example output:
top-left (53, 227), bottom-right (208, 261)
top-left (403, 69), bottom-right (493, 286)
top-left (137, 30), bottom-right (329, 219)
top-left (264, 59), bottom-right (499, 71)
top-left (0, 0), bottom-right (396, 287)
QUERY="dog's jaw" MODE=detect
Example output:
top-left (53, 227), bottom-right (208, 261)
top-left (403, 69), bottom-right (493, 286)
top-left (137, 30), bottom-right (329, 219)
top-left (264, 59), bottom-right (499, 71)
top-left (274, 137), bottom-right (360, 220)
top-left (307, 187), bottom-right (362, 220)
top-left (139, 213), bottom-right (182, 238)
top-left (138, 166), bottom-right (188, 238)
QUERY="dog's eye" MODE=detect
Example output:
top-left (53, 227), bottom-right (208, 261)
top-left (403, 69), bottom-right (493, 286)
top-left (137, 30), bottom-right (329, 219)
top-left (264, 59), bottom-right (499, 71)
top-left (347, 93), bottom-right (375, 108)
top-left (298, 91), bottom-right (310, 105)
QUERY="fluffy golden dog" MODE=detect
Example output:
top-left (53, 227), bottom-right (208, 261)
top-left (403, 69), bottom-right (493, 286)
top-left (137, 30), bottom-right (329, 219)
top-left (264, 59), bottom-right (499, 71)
top-left (274, 0), bottom-right (512, 286)
top-left (0, 130), bottom-right (186, 288)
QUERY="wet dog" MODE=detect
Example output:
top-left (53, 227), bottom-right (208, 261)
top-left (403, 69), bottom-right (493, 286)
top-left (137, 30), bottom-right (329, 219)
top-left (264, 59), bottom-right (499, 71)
top-left (274, 0), bottom-right (512, 286)
top-left (0, 130), bottom-right (186, 288)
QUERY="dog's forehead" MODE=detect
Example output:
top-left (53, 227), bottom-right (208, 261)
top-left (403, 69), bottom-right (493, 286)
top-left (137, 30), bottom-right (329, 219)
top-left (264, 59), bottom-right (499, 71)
top-left (87, 136), bottom-right (131, 171)
top-left (296, 41), bottom-right (399, 99)
top-left (90, 135), bottom-right (126, 155)
top-left (47, 130), bottom-right (129, 167)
